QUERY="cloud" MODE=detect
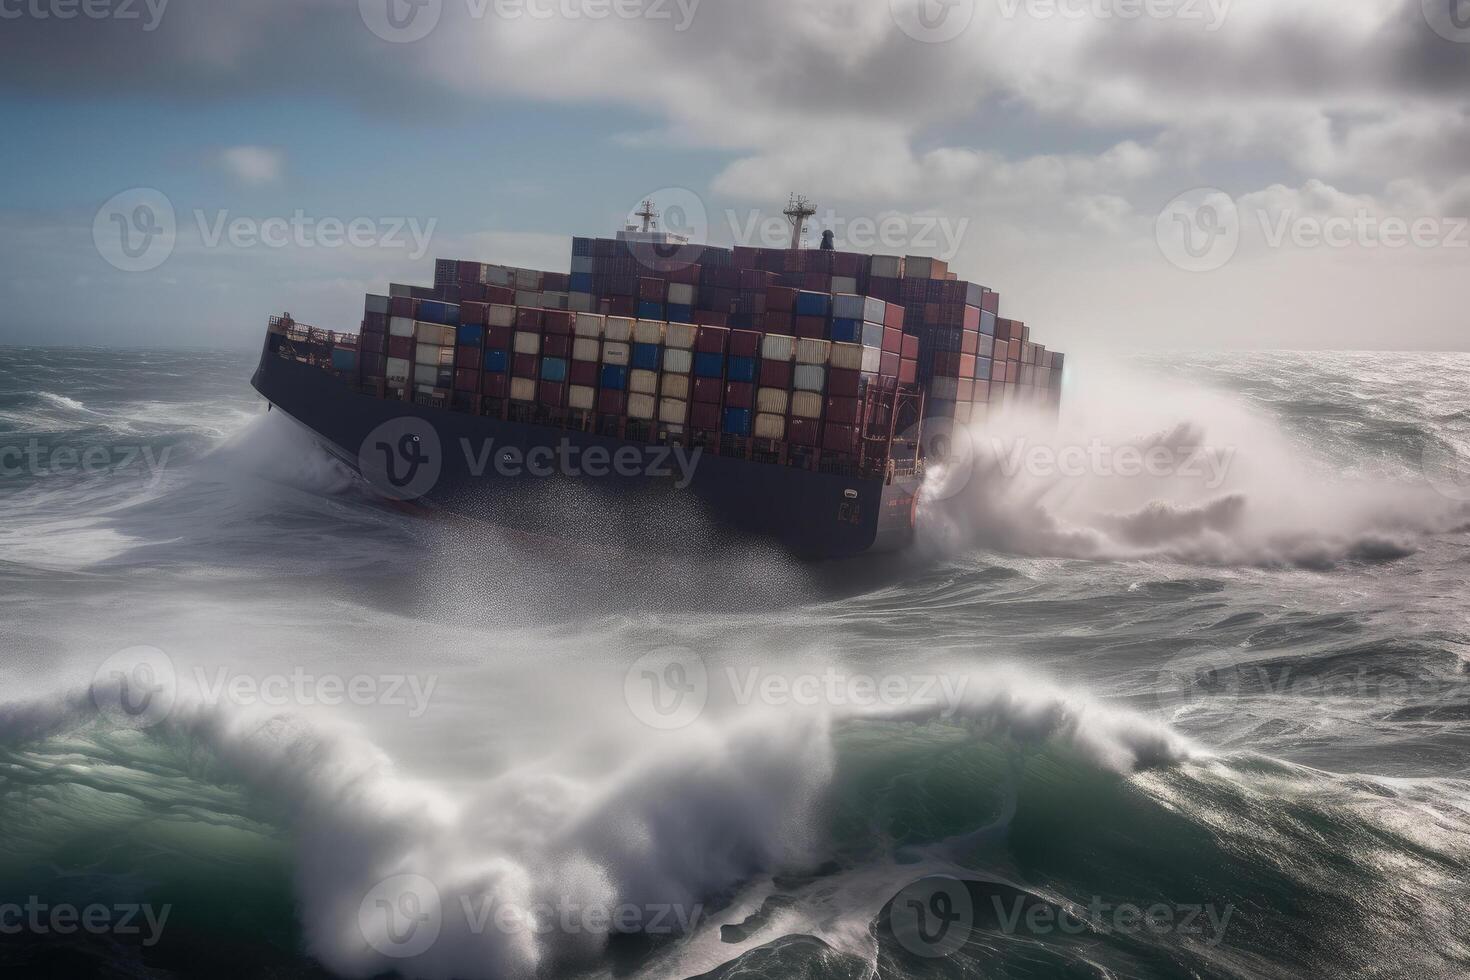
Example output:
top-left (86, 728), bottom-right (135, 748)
top-left (216, 146), bottom-right (285, 186)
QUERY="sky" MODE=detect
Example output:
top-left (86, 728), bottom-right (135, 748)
top-left (0, 0), bottom-right (1466, 351)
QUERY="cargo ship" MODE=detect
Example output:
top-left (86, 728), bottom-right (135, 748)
top-left (251, 199), bottom-right (1064, 559)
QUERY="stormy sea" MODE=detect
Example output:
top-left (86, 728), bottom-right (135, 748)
top-left (2, 346), bottom-right (1468, 979)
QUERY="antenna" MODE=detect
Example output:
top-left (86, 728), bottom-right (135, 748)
top-left (783, 194), bottom-right (816, 250)
top-left (635, 200), bottom-right (659, 233)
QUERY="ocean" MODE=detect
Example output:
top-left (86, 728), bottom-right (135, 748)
top-left (1, 346), bottom-right (1468, 979)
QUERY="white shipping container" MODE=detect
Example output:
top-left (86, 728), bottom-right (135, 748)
top-left (487, 305), bottom-right (516, 328)
top-left (415, 343), bottom-right (451, 366)
top-left (389, 283), bottom-right (413, 298)
top-left (542, 291), bottom-right (569, 310)
top-left (791, 391), bottom-right (824, 419)
top-left (754, 413), bottom-right (786, 440)
top-left (628, 393), bottom-right (656, 420)
top-left (514, 268), bottom-right (541, 290)
top-left (930, 376), bottom-right (959, 401)
top-left (870, 255), bottom-right (902, 278)
top-left (385, 357), bottom-right (411, 385)
top-left (756, 388), bottom-right (790, 415)
top-left (602, 342), bottom-right (631, 366)
top-left (416, 322), bottom-right (455, 346)
top-left (862, 346), bottom-right (883, 374)
top-left (904, 255), bottom-right (933, 279)
top-left (663, 348), bottom-right (693, 374)
top-left (513, 332), bottom-right (541, 356)
top-left (832, 294), bottom-right (866, 320)
top-left (667, 283), bottom-right (696, 306)
top-left (365, 294), bottom-right (390, 315)
top-left (829, 342), bottom-right (864, 371)
top-left (510, 377), bottom-right (536, 402)
top-left (515, 290), bottom-right (539, 307)
top-left (634, 319), bottom-right (667, 345)
top-left (665, 322), bottom-right (697, 349)
top-left (568, 293), bottom-right (594, 313)
top-left (762, 334), bottom-right (796, 361)
top-left (570, 255), bottom-right (594, 274)
top-left (661, 373), bottom-right (690, 400)
top-left (574, 313), bottom-right (605, 338)
top-left (630, 369), bottom-right (658, 395)
top-left (414, 364), bottom-right (440, 387)
top-left (389, 317), bottom-right (416, 338)
top-left (483, 266), bottom-right (514, 288)
top-left (659, 397), bottom-right (688, 425)
top-left (832, 276), bottom-right (858, 295)
top-left (796, 339), bottom-right (831, 365)
top-left (794, 364), bottom-right (826, 393)
top-left (568, 385), bottom-right (596, 411)
top-left (572, 338), bottom-right (600, 362)
top-left (605, 317), bottom-right (634, 342)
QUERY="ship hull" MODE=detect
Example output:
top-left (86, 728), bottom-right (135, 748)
top-left (251, 347), bottom-right (916, 560)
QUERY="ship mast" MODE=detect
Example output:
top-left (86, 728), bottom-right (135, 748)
top-left (635, 200), bottom-right (659, 233)
top-left (784, 194), bottom-right (816, 250)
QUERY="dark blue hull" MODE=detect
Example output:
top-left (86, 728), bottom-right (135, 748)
top-left (251, 348), bottom-right (917, 560)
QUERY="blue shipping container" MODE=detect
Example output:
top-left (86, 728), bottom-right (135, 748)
top-left (418, 301), bottom-right (459, 325)
top-left (570, 272), bottom-right (595, 293)
top-left (694, 352), bottom-right (724, 378)
top-left (541, 357), bottom-right (569, 383)
top-left (637, 300), bottom-right (665, 319)
top-left (458, 324), bottom-right (484, 347)
top-left (632, 343), bottom-right (661, 370)
top-left (667, 303), bottom-right (694, 323)
top-left (862, 322), bottom-right (885, 349)
top-left (332, 349), bottom-right (358, 372)
top-left (976, 357), bottom-right (992, 381)
top-left (980, 310), bottom-right (997, 336)
top-left (483, 348), bottom-right (509, 373)
top-left (830, 318), bottom-right (863, 344)
top-left (723, 407), bottom-right (752, 436)
top-left (601, 365), bottom-right (629, 390)
top-left (795, 291), bottom-right (831, 317)
top-left (727, 356), bottom-right (757, 383)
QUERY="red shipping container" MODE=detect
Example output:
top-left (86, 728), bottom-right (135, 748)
top-left (1009, 339), bottom-right (1023, 361)
top-left (882, 327), bottom-right (904, 355)
top-left (461, 301), bottom-right (488, 326)
top-left (766, 287), bottom-right (797, 313)
top-left (993, 361), bottom-right (1009, 383)
top-left (760, 360), bottom-right (794, 388)
top-left (964, 305), bottom-right (981, 331)
top-left (457, 260), bottom-right (480, 283)
top-left (363, 312), bottom-right (388, 333)
top-left (828, 367), bottom-right (862, 399)
top-left (544, 311), bottom-right (574, 336)
top-left (361, 332), bottom-right (386, 354)
top-left (607, 296), bottom-right (636, 316)
top-left (901, 335), bottom-right (920, 359)
top-left (733, 247), bottom-right (760, 270)
top-left (692, 377), bottom-right (722, 404)
top-left (794, 315), bottom-right (827, 340)
top-left (361, 354), bottom-right (386, 378)
top-left (456, 344), bottom-right (480, 366)
top-left (570, 361), bottom-right (598, 386)
top-left (730, 330), bottom-right (761, 358)
top-left (695, 326), bottom-right (729, 354)
top-left (691, 401), bottom-right (721, 431)
top-left (932, 351), bottom-right (962, 377)
top-left (899, 359), bottom-right (918, 384)
top-left (668, 264), bottom-right (701, 286)
top-left (801, 272), bottom-right (832, 292)
top-left (462, 283), bottom-right (487, 303)
top-left (880, 352), bottom-right (900, 378)
top-left (388, 336), bottom-right (413, 360)
top-left (825, 396), bottom-right (862, 425)
top-left (982, 292), bottom-right (999, 314)
top-left (765, 311), bottom-right (793, 335)
top-left (725, 382), bottom-right (754, 408)
top-left (487, 286), bottom-right (516, 305)
top-left (832, 251), bottom-right (862, 276)
top-left (513, 353), bottom-right (538, 377)
top-left (543, 334), bottom-right (571, 358)
top-left (390, 296), bottom-right (413, 318)
top-left (486, 324), bottom-right (512, 348)
top-left (538, 382), bottom-right (565, 408)
top-left (822, 422), bottom-right (860, 455)
top-left (597, 390), bottom-right (626, 415)
top-left (974, 380), bottom-right (991, 402)
top-left (958, 379), bottom-right (974, 401)
top-left (961, 330), bottom-right (979, 356)
top-left (788, 417), bottom-right (820, 447)
top-left (516, 308), bottom-right (544, 331)
top-left (544, 272), bottom-right (570, 292)
top-left (483, 372), bottom-right (508, 398)
top-left (694, 310), bottom-right (729, 327)
top-left (455, 369), bottom-right (480, 393)
top-left (639, 277), bottom-right (666, 301)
